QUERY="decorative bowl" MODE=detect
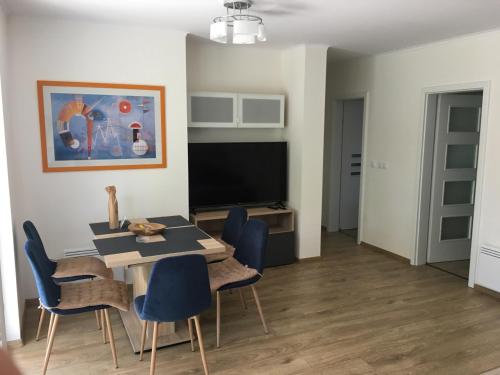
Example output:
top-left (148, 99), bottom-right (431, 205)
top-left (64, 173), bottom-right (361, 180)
top-left (128, 223), bottom-right (166, 236)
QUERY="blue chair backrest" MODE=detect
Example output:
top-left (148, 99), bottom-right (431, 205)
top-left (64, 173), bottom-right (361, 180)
top-left (23, 221), bottom-right (56, 270)
top-left (233, 219), bottom-right (269, 275)
top-left (24, 240), bottom-right (60, 308)
top-left (221, 206), bottom-right (248, 247)
top-left (142, 255), bottom-right (211, 322)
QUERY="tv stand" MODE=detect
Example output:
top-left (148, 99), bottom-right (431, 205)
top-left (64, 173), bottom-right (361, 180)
top-left (190, 207), bottom-right (296, 267)
top-left (267, 201), bottom-right (287, 210)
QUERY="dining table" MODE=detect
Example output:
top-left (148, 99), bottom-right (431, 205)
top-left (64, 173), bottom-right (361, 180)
top-left (89, 215), bottom-right (226, 353)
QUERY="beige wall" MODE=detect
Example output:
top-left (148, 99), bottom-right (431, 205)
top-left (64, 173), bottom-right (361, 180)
top-left (6, 16), bottom-right (189, 301)
top-left (327, 28), bottom-right (500, 278)
top-left (5, 20), bottom-right (329, 310)
top-left (187, 40), bottom-right (328, 259)
top-left (186, 38), bottom-right (286, 143)
top-left (283, 46), bottom-right (328, 258)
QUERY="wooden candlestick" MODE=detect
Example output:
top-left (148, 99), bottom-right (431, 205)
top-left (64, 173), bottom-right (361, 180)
top-left (105, 186), bottom-right (119, 230)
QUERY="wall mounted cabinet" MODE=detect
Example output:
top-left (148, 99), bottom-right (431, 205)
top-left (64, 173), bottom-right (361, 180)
top-left (188, 92), bottom-right (238, 128)
top-left (188, 92), bottom-right (285, 128)
top-left (238, 94), bottom-right (284, 128)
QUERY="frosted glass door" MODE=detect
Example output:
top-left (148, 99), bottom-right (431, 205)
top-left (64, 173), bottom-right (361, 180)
top-left (427, 94), bottom-right (482, 263)
top-left (188, 92), bottom-right (238, 128)
top-left (238, 94), bottom-right (284, 128)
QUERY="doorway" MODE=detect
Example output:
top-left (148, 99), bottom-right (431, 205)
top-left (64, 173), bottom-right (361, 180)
top-left (420, 90), bottom-right (484, 280)
top-left (323, 97), bottom-right (366, 242)
top-left (339, 99), bottom-right (363, 238)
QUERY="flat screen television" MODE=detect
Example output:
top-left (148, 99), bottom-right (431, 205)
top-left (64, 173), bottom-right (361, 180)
top-left (188, 142), bottom-right (287, 210)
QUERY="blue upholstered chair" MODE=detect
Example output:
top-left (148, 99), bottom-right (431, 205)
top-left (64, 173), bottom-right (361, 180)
top-left (135, 255), bottom-right (212, 375)
top-left (24, 239), bottom-right (129, 375)
top-left (205, 206), bottom-right (248, 264)
top-left (221, 206), bottom-right (248, 247)
top-left (208, 219), bottom-right (269, 348)
top-left (23, 220), bottom-right (112, 341)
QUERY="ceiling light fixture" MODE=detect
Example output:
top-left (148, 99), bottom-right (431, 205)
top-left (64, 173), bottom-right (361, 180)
top-left (210, 0), bottom-right (266, 45)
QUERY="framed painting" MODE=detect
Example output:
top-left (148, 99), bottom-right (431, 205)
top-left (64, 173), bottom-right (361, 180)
top-left (37, 81), bottom-right (166, 172)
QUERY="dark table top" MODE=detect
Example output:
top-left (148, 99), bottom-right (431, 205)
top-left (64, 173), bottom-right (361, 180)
top-left (89, 215), bottom-right (223, 267)
top-left (89, 215), bottom-right (192, 236)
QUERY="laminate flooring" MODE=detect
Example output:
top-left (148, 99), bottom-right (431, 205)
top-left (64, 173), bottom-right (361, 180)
top-left (11, 232), bottom-right (500, 374)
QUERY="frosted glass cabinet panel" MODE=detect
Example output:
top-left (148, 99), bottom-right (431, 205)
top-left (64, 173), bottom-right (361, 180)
top-left (238, 94), bottom-right (285, 128)
top-left (188, 92), bottom-right (238, 128)
top-left (188, 92), bottom-right (285, 128)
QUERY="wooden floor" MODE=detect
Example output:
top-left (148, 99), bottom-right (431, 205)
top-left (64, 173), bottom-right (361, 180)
top-left (11, 232), bottom-right (500, 375)
top-left (429, 260), bottom-right (470, 280)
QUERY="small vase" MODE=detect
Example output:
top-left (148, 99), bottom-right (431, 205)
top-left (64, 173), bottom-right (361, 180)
top-left (105, 185), bottom-right (119, 230)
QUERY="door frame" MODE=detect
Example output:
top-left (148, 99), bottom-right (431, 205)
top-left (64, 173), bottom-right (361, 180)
top-left (414, 81), bottom-right (491, 287)
top-left (325, 91), bottom-right (370, 244)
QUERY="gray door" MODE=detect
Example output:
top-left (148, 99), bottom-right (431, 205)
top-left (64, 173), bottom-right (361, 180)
top-left (339, 99), bottom-right (363, 230)
top-left (427, 94), bottom-right (482, 263)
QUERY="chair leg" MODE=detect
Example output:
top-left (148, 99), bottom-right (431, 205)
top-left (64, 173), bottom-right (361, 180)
top-left (36, 307), bottom-right (46, 341)
top-left (251, 285), bottom-right (269, 334)
top-left (216, 291), bottom-right (221, 348)
top-left (193, 315), bottom-right (209, 375)
top-left (187, 318), bottom-right (195, 352)
top-left (104, 309), bottom-right (118, 368)
top-left (42, 314), bottom-right (59, 375)
top-left (95, 310), bottom-right (101, 330)
top-left (47, 312), bottom-right (55, 343)
top-left (140, 320), bottom-right (148, 361)
top-left (101, 310), bottom-right (107, 344)
top-left (238, 288), bottom-right (247, 310)
top-left (150, 321), bottom-right (159, 375)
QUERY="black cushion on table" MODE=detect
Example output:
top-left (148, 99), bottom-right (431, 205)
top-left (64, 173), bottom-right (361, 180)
top-left (89, 221), bottom-right (131, 236)
top-left (93, 226), bottom-right (211, 257)
top-left (147, 216), bottom-right (192, 228)
top-left (89, 215), bottom-right (192, 236)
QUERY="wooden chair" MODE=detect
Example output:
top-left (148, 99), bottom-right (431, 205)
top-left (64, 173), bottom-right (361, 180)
top-left (205, 206), bottom-right (247, 264)
top-left (24, 239), bottom-right (129, 375)
top-left (208, 219), bottom-right (269, 348)
top-left (135, 255), bottom-right (212, 375)
top-left (23, 221), bottom-right (113, 341)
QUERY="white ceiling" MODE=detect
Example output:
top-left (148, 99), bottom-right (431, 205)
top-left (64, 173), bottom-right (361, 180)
top-left (4, 0), bottom-right (500, 55)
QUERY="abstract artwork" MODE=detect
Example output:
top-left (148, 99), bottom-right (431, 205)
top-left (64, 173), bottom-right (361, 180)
top-left (37, 81), bottom-right (166, 172)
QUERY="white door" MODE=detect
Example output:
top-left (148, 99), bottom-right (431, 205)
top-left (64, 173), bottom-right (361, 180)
top-left (427, 94), bottom-right (482, 263)
top-left (339, 99), bottom-right (364, 230)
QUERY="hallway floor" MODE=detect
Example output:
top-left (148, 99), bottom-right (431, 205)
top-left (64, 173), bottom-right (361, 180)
top-left (428, 260), bottom-right (470, 280)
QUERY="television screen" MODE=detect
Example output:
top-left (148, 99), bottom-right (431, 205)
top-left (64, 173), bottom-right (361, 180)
top-left (188, 142), bottom-right (287, 209)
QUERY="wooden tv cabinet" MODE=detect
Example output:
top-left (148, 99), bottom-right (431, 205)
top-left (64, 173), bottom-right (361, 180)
top-left (190, 207), bottom-right (296, 267)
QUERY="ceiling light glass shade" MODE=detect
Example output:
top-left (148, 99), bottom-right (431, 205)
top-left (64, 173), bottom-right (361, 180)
top-left (233, 34), bottom-right (256, 44)
top-left (210, 21), bottom-right (228, 43)
top-left (210, 1), bottom-right (266, 45)
top-left (257, 24), bottom-right (267, 42)
top-left (233, 19), bottom-right (258, 36)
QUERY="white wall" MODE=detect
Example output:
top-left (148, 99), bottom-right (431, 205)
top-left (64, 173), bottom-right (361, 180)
top-left (282, 45), bottom-right (328, 259)
top-left (5, 17), bottom-right (189, 301)
top-left (186, 38), bottom-right (286, 143)
top-left (0, 2), bottom-right (22, 342)
top-left (328, 29), bottom-right (500, 267)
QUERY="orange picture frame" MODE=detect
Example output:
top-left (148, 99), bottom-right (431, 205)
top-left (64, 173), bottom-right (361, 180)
top-left (37, 80), bottom-right (167, 172)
